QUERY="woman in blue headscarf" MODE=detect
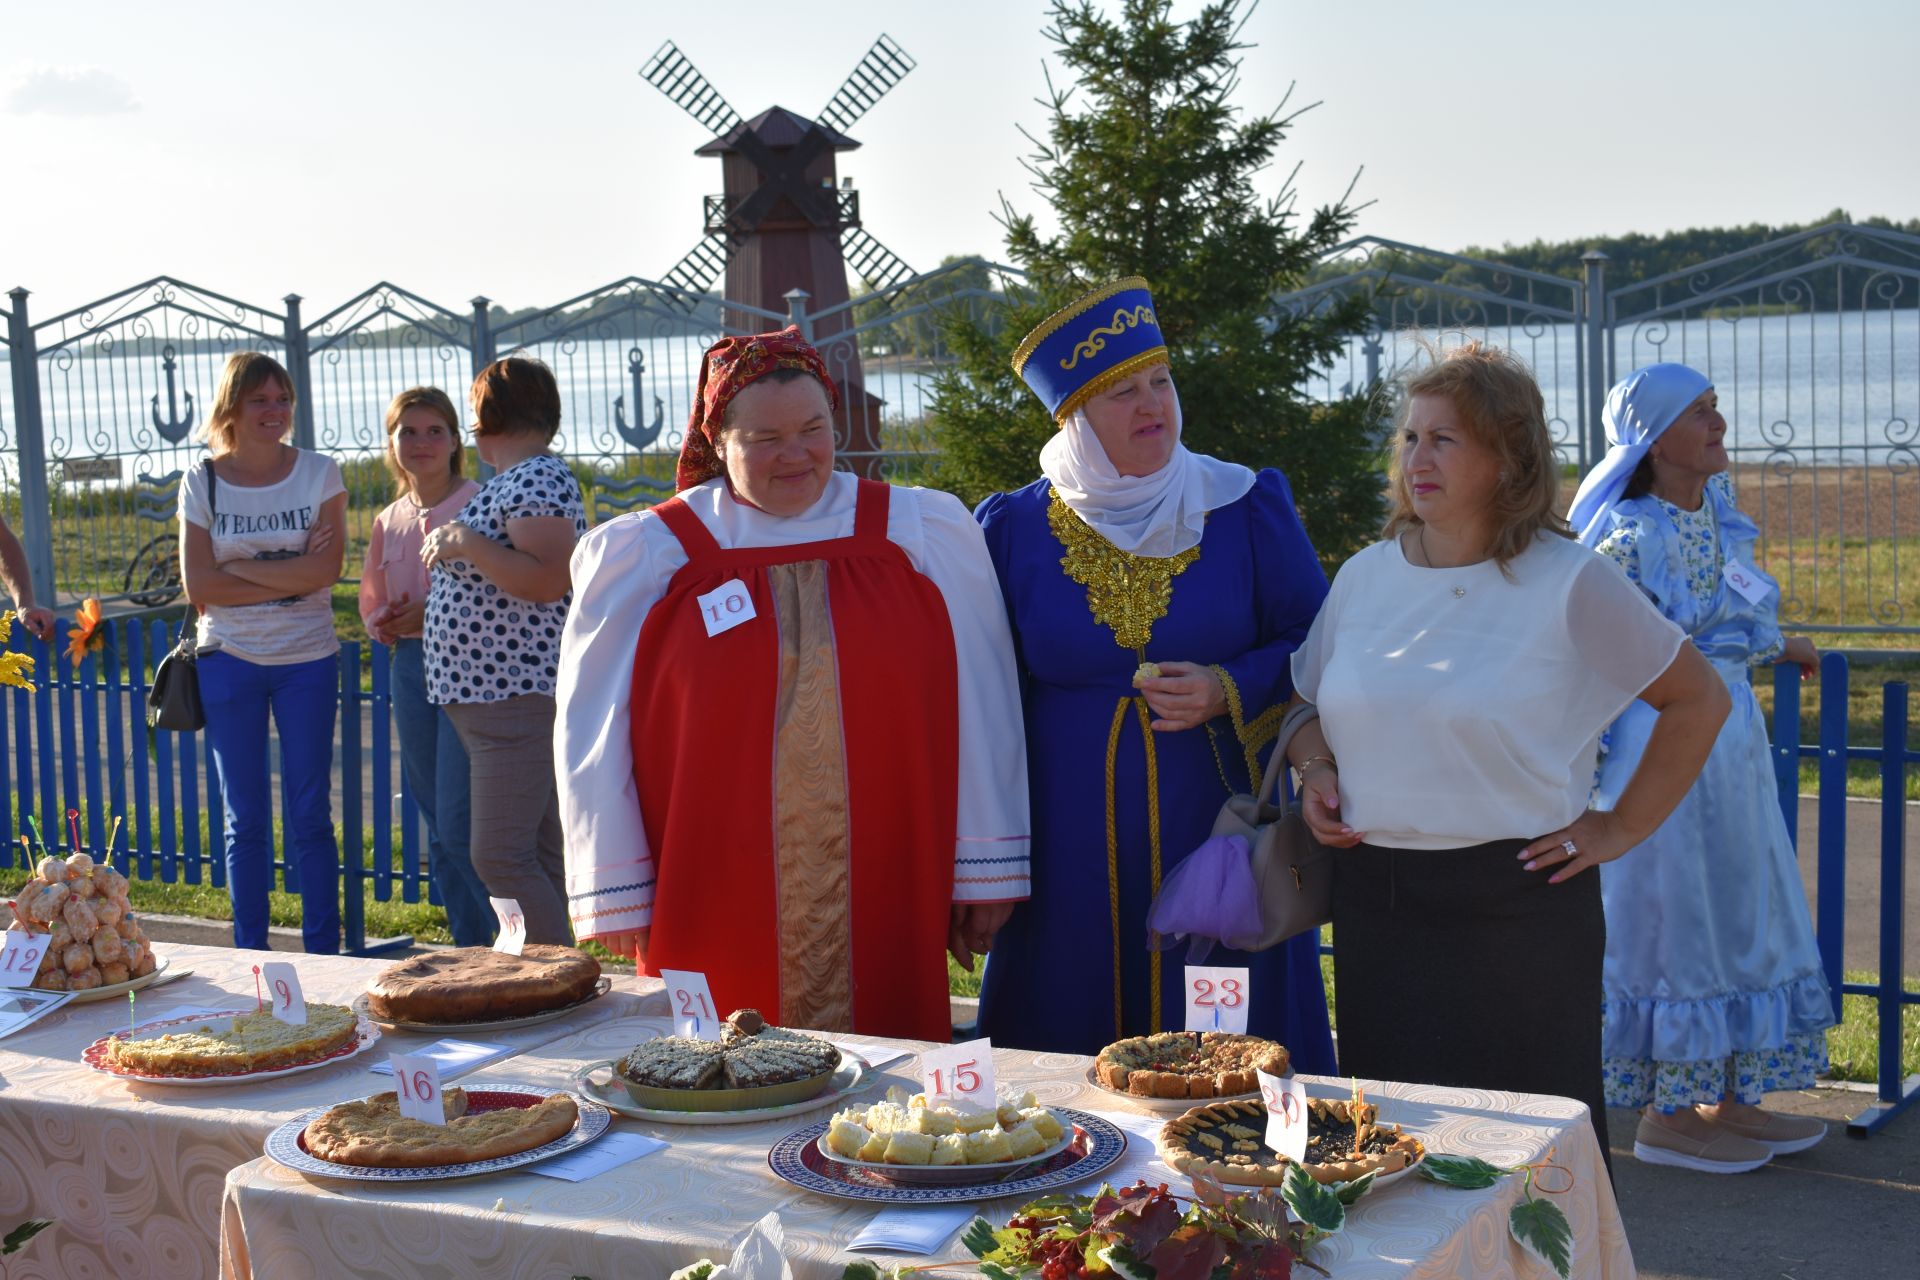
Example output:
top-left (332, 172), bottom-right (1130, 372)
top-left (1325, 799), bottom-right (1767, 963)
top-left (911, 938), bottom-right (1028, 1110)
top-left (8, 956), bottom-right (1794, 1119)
top-left (1569, 364), bottom-right (1834, 1175)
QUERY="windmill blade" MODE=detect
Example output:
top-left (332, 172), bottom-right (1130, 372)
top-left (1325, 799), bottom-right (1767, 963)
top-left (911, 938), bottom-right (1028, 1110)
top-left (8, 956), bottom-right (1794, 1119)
top-left (657, 237), bottom-right (735, 310)
top-left (816, 34), bottom-right (916, 134)
top-left (640, 40), bottom-right (743, 137)
top-left (841, 227), bottom-right (915, 292)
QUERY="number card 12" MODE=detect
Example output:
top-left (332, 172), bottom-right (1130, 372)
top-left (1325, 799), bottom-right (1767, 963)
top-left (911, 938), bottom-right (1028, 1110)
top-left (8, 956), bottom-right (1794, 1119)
top-left (389, 1052), bottom-right (447, 1126)
top-left (659, 968), bottom-right (722, 1041)
top-left (1185, 965), bottom-right (1250, 1034)
top-left (260, 960), bottom-right (307, 1025)
top-left (0, 930), bottom-right (50, 990)
top-left (922, 1037), bottom-right (996, 1109)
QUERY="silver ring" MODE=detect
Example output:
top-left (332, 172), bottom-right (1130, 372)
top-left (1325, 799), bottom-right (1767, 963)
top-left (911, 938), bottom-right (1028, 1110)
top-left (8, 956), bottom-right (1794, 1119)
top-left (1561, 839), bottom-right (1579, 859)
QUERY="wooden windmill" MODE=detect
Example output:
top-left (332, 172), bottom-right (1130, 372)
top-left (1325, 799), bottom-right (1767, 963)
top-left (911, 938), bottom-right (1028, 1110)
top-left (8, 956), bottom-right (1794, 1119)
top-left (640, 36), bottom-right (920, 475)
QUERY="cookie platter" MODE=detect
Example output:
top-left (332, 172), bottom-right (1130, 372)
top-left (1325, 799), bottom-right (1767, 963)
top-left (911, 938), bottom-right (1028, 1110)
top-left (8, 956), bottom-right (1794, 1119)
top-left (265, 1086), bottom-right (611, 1182)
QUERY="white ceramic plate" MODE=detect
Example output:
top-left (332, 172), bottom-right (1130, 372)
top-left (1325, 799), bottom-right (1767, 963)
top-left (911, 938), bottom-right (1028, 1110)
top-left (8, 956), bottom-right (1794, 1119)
top-left (351, 977), bottom-right (612, 1033)
top-left (82, 1011), bottom-right (381, 1085)
top-left (570, 1049), bottom-right (872, 1125)
top-left (264, 1086), bottom-right (610, 1181)
top-left (768, 1112), bottom-right (1129, 1205)
top-left (52, 954), bottom-right (173, 1004)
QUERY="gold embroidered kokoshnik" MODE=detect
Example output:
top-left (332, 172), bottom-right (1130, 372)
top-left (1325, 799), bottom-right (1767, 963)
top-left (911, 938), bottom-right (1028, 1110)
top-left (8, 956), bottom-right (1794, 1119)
top-left (770, 560), bottom-right (854, 1032)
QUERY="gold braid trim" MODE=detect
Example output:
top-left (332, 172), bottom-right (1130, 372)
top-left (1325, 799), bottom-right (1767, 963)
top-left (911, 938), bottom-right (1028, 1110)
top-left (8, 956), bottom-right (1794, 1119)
top-left (1211, 663), bottom-right (1287, 787)
top-left (1049, 492), bottom-right (1201, 652)
top-left (1054, 348), bottom-right (1172, 423)
top-left (1102, 697), bottom-right (1129, 1041)
top-left (1010, 276), bottom-right (1152, 376)
top-left (1134, 697), bottom-right (1164, 1033)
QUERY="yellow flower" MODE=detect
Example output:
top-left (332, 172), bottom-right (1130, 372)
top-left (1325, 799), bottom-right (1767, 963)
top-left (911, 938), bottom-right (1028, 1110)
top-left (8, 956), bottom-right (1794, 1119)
top-left (0, 649), bottom-right (35, 692)
top-left (0, 610), bottom-right (12, 644)
top-left (67, 598), bottom-right (106, 671)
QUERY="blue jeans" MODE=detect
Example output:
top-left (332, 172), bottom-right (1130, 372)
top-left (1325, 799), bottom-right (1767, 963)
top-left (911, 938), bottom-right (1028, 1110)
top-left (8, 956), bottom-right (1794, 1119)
top-left (389, 639), bottom-right (493, 947)
top-left (199, 650), bottom-right (341, 953)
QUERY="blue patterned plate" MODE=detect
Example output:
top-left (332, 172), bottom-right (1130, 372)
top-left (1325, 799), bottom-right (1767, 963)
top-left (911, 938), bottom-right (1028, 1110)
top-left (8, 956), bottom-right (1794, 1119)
top-left (264, 1085), bottom-right (610, 1182)
top-left (767, 1109), bottom-right (1127, 1205)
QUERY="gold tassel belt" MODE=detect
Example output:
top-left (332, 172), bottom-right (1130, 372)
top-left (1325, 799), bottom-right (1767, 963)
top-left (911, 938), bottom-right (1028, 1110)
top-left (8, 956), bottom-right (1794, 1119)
top-left (1103, 695), bottom-right (1165, 1040)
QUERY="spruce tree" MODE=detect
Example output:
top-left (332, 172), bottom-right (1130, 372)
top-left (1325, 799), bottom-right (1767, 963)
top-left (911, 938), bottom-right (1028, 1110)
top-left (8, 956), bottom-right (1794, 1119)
top-left (930, 0), bottom-right (1381, 563)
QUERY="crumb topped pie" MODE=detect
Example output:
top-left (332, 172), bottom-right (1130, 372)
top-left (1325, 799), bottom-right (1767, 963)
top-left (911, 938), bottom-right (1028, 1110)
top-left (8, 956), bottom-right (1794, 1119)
top-left (1095, 1031), bottom-right (1290, 1099)
top-left (1157, 1097), bottom-right (1425, 1186)
top-left (618, 1008), bottom-right (840, 1091)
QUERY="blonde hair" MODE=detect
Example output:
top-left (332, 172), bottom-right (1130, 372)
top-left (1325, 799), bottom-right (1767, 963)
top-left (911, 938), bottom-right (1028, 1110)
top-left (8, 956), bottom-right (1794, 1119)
top-left (203, 352), bottom-right (295, 455)
top-left (1383, 340), bottom-right (1570, 567)
top-left (382, 386), bottom-right (465, 498)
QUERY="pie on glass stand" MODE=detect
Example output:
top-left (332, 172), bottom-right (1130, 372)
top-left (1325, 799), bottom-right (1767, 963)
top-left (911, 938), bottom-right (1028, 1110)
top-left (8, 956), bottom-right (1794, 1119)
top-left (103, 1004), bottom-right (360, 1076)
top-left (1094, 1031), bottom-right (1290, 1099)
top-left (363, 945), bottom-right (602, 1023)
top-left (1157, 1096), bottom-right (1426, 1186)
top-left (301, 1087), bottom-right (579, 1168)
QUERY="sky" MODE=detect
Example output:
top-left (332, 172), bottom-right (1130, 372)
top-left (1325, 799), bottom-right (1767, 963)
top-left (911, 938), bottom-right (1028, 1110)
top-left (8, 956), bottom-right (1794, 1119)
top-left (2, 0), bottom-right (1916, 320)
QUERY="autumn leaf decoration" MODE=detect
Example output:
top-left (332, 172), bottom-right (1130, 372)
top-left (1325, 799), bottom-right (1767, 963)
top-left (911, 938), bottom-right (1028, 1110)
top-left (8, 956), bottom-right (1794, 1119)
top-left (66, 598), bottom-right (106, 671)
top-left (0, 612), bottom-right (35, 692)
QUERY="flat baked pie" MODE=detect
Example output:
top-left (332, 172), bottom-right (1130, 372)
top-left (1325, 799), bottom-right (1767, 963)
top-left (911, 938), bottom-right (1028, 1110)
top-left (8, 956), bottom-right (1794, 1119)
top-left (619, 1008), bottom-right (840, 1091)
top-left (364, 945), bottom-right (602, 1023)
top-left (1157, 1097), bottom-right (1425, 1186)
top-left (1095, 1031), bottom-right (1290, 1100)
top-left (302, 1087), bottom-right (579, 1168)
top-left (104, 1004), bottom-right (360, 1076)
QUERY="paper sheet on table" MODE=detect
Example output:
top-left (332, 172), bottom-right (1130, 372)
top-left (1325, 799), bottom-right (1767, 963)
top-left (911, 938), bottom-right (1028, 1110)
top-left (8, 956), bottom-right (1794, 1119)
top-left (368, 1039), bottom-right (514, 1079)
top-left (829, 1041), bottom-right (911, 1072)
top-left (525, 1130), bottom-right (668, 1181)
top-left (845, 1205), bottom-right (975, 1254)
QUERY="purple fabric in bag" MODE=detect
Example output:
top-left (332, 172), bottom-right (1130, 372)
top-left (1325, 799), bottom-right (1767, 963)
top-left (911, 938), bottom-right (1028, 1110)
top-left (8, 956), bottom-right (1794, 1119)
top-left (1145, 834), bottom-right (1264, 961)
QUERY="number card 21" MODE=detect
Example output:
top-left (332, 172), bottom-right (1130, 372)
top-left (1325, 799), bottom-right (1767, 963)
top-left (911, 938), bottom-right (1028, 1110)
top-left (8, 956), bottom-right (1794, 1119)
top-left (659, 969), bottom-right (722, 1041)
top-left (1185, 965), bottom-right (1250, 1034)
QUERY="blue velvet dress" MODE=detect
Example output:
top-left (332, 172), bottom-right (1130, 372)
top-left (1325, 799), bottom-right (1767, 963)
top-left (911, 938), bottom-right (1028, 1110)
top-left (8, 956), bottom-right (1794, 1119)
top-left (1593, 474), bottom-right (1835, 1111)
top-left (974, 471), bottom-right (1338, 1072)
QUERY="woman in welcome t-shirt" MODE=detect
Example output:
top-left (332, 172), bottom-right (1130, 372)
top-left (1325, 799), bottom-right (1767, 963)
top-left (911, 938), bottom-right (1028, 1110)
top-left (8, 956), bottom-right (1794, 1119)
top-left (179, 352), bottom-right (347, 953)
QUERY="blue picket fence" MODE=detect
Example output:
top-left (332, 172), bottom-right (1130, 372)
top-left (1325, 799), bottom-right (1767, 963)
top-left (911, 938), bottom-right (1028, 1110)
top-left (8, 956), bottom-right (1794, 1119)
top-left (2, 616), bottom-right (423, 955)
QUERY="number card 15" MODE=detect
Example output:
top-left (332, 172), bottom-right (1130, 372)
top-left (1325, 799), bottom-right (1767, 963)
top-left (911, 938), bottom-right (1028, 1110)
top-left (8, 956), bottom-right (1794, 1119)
top-left (922, 1037), bottom-right (996, 1109)
top-left (659, 968), bottom-right (722, 1041)
top-left (389, 1052), bottom-right (447, 1126)
top-left (1184, 965), bottom-right (1250, 1034)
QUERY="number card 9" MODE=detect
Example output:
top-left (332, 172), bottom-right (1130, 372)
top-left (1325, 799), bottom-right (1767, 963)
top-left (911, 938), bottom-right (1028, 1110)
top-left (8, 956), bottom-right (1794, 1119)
top-left (260, 961), bottom-right (307, 1025)
top-left (1184, 965), bottom-right (1250, 1034)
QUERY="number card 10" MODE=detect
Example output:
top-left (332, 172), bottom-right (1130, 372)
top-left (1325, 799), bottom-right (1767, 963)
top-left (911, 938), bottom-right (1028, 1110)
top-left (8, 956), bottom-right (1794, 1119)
top-left (1184, 965), bottom-right (1250, 1034)
top-left (659, 968), bottom-right (722, 1041)
top-left (389, 1052), bottom-right (447, 1126)
top-left (922, 1037), bottom-right (996, 1109)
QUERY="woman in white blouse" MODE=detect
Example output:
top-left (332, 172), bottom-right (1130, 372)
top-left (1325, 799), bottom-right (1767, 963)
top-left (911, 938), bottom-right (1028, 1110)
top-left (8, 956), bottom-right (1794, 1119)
top-left (1284, 342), bottom-right (1730, 1160)
top-left (557, 327), bottom-right (1028, 1040)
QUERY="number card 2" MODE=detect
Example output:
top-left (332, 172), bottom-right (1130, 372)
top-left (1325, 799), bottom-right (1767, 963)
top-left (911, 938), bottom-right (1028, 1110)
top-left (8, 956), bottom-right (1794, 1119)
top-left (696, 578), bottom-right (757, 638)
top-left (1258, 1069), bottom-right (1309, 1163)
top-left (389, 1052), bottom-right (447, 1126)
top-left (260, 961), bottom-right (307, 1025)
top-left (1184, 965), bottom-right (1250, 1034)
top-left (659, 968), bottom-right (722, 1041)
top-left (0, 930), bottom-right (50, 990)
top-left (490, 897), bottom-right (527, 957)
top-left (922, 1037), bottom-right (996, 1109)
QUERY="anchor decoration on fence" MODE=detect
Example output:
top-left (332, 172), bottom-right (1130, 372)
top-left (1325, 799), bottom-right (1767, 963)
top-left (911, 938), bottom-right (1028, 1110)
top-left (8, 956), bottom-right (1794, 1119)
top-left (149, 345), bottom-right (197, 444)
top-left (612, 347), bottom-right (666, 451)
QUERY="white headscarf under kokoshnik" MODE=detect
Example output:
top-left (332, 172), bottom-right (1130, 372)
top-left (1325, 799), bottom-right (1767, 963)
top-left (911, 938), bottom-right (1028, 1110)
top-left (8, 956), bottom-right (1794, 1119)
top-left (1039, 389), bottom-right (1255, 558)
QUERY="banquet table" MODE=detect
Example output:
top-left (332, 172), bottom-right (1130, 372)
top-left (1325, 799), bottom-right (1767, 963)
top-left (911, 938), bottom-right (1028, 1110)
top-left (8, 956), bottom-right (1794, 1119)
top-left (219, 1013), bottom-right (1636, 1280)
top-left (0, 942), bottom-right (661, 1280)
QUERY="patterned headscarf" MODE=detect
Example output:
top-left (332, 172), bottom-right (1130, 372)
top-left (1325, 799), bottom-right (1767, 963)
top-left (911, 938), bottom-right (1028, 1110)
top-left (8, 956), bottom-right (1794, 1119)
top-left (675, 326), bottom-right (840, 492)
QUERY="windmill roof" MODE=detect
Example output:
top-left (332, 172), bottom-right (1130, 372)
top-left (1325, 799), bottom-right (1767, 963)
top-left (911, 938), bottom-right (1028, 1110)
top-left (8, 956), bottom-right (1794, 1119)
top-left (696, 106), bottom-right (861, 155)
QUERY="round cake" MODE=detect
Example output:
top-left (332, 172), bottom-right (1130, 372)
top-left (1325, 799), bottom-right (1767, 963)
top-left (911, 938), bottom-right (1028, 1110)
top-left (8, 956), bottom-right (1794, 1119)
top-left (364, 945), bottom-right (602, 1024)
top-left (105, 1005), bottom-right (360, 1076)
top-left (1095, 1031), bottom-right (1290, 1100)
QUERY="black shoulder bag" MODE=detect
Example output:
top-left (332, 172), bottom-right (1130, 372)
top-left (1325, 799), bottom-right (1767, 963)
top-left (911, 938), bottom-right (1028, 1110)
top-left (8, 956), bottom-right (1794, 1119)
top-left (147, 461), bottom-right (213, 731)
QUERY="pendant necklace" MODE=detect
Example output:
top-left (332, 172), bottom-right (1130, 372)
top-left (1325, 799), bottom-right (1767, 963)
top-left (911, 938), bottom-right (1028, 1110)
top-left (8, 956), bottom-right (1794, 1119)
top-left (1418, 526), bottom-right (1468, 598)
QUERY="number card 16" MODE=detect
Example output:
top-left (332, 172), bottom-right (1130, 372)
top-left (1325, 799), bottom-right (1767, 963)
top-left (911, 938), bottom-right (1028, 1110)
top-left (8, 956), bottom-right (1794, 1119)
top-left (1184, 965), bottom-right (1250, 1034)
top-left (389, 1052), bottom-right (447, 1126)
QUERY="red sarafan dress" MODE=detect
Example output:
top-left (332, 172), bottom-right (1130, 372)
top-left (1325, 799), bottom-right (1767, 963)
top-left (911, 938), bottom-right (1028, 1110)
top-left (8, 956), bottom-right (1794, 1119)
top-left (628, 479), bottom-right (958, 1041)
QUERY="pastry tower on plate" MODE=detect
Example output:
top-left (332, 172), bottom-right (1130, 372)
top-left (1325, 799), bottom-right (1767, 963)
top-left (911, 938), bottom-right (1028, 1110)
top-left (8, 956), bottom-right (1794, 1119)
top-left (7, 854), bottom-right (156, 992)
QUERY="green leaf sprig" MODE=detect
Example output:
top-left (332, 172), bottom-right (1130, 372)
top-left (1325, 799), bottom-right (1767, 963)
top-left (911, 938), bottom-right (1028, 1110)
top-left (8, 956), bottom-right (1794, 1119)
top-left (1418, 1150), bottom-right (1575, 1279)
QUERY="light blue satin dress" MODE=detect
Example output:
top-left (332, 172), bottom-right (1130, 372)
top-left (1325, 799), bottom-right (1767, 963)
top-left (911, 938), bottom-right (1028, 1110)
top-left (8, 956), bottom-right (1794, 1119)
top-left (1592, 474), bottom-right (1835, 1111)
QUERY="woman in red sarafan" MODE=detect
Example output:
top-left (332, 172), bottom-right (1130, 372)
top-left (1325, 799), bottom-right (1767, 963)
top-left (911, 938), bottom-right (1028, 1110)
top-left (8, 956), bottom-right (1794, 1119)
top-left (557, 327), bottom-right (1029, 1041)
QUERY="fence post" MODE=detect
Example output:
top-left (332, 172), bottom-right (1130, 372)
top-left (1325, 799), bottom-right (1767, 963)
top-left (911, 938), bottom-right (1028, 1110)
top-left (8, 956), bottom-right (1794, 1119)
top-left (786, 288), bottom-right (814, 342)
top-left (470, 297), bottom-right (495, 482)
top-left (283, 293), bottom-right (316, 451)
top-left (1771, 661), bottom-right (1802, 843)
top-left (1581, 252), bottom-right (1610, 473)
top-left (1815, 652), bottom-right (1849, 1024)
top-left (6, 289), bottom-right (57, 608)
top-left (1875, 681), bottom-right (1908, 1107)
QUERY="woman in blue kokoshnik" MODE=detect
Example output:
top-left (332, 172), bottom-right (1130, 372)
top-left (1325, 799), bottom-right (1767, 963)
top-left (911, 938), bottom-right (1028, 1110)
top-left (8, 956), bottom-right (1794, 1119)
top-left (970, 278), bottom-right (1336, 1070)
top-left (1570, 364), bottom-right (1835, 1174)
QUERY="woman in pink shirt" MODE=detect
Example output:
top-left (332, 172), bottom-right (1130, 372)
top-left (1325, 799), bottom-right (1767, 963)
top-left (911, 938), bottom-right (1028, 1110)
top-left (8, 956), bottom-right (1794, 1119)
top-left (359, 387), bottom-right (491, 945)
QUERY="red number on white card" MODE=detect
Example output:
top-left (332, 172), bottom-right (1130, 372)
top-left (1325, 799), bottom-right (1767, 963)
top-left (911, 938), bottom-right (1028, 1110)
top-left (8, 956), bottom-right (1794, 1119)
top-left (930, 1060), bottom-right (983, 1097)
top-left (274, 979), bottom-right (293, 1010)
top-left (1193, 978), bottom-right (1214, 1006)
top-left (398, 1070), bottom-right (437, 1104)
top-left (676, 990), bottom-right (714, 1020)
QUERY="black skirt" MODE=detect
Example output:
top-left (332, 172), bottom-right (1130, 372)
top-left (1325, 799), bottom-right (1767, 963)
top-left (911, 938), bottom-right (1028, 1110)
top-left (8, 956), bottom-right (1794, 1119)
top-left (1331, 838), bottom-right (1611, 1167)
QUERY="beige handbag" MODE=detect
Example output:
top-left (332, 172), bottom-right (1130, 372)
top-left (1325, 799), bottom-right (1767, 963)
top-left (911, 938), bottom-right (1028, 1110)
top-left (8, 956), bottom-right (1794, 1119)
top-left (1148, 702), bottom-right (1333, 954)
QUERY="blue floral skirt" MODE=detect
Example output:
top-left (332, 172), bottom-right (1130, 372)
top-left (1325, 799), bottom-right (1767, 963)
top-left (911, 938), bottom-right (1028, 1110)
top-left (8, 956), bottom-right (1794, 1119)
top-left (1603, 1031), bottom-right (1830, 1111)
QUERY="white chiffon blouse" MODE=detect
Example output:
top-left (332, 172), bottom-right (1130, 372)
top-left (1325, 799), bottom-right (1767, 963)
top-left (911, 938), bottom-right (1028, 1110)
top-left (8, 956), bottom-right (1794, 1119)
top-left (1290, 531), bottom-right (1685, 850)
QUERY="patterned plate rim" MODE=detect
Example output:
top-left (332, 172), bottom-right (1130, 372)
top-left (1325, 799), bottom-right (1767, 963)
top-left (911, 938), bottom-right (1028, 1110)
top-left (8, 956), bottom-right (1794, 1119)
top-left (351, 977), bottom-right (613, 1033)
top-left (570, 1049), bottom-right (873, 1125)
top-left (767, 1109), bottom-right (1129, 1205)
top-left (263, 1085), bottom-right (611, 1181)
top-left (59, 954), bottom-right (173, 1004)
top-left (82, 1014), bottom-right (381, 1085)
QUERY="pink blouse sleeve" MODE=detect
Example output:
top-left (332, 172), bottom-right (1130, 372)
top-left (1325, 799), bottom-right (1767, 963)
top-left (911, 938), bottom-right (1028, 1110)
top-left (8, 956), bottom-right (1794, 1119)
top-left (358, 516), bottom-right (388, 626)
